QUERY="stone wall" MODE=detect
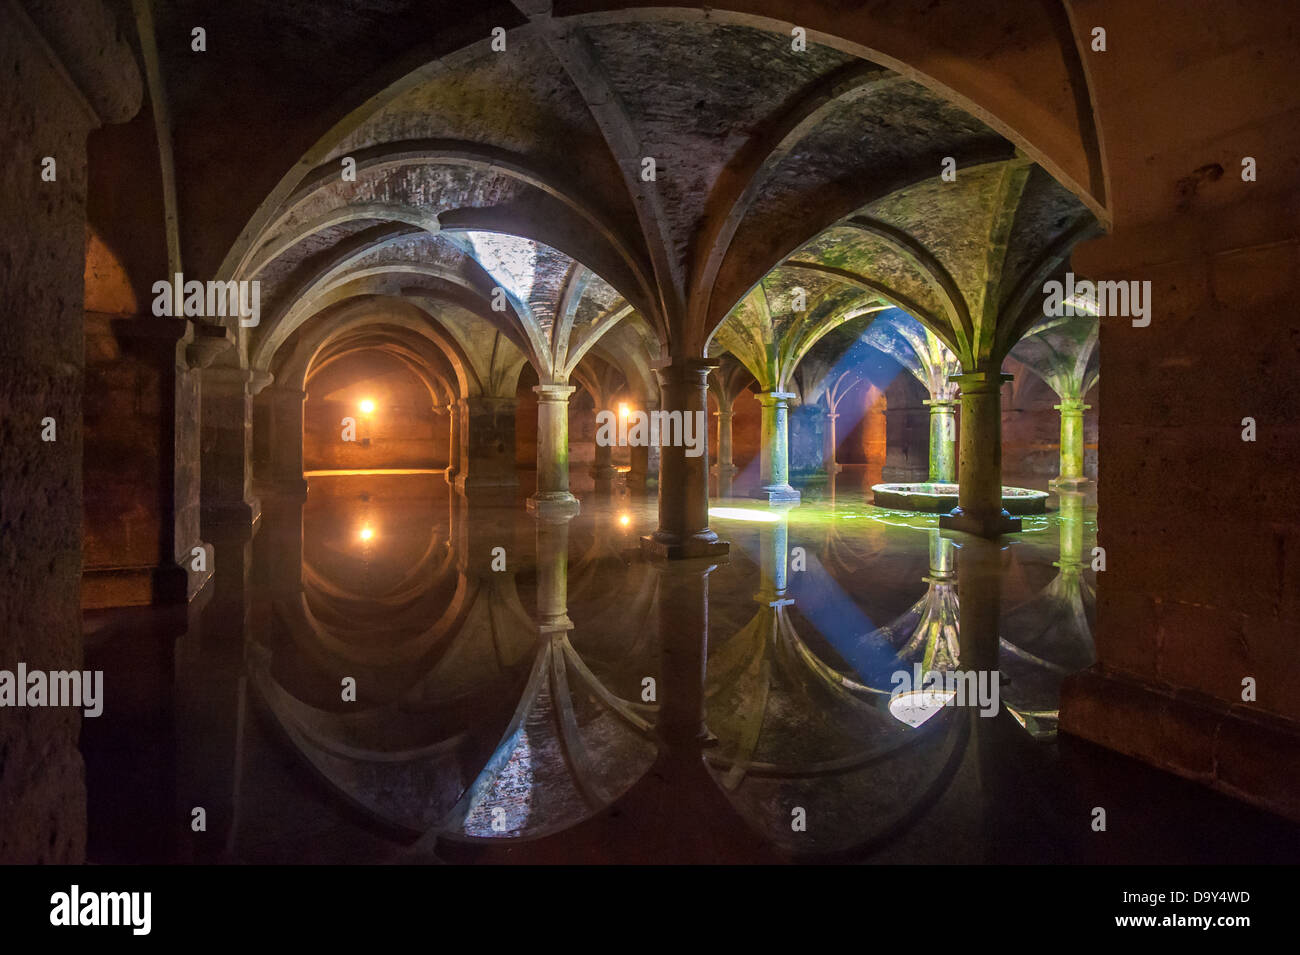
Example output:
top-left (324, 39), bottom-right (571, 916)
top-left (303, 350), bottom-right (448, 471)
top-left (1062, 196), bottom-right (1300, 818)
top-left (0, 0), bottom-right (140, 863)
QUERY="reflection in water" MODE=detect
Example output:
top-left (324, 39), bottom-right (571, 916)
top-left (165, 471), bottom-right (1104, 862)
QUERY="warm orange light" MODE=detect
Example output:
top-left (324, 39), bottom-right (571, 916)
top-left (359, 399), bottom-right (376, 414)
top-left (619, 513), bottom-right (631, 527)
top-left (618, 402), bottom-right (630, 419)
top-left (359, 525), bottom-right (374, 541)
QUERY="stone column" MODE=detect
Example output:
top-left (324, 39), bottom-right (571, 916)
top-left (528, 383), bottom-right (580, 518)
top-left (654, 559), bottom-right (721, 745)
top-left (641, 362), bottom-right (728, 559)
top-left (201, 366), bottom-right (269, 539)
top-left (263, 385), bottom-right (307, 499)
top-left (1051, 396), bottom-right (1090, 487)
top-left (825, 411), bottom-right (843, 476)
top-left (758, 511), bottom-right (794, 602)
top-left (924, 398), bottom-right (959, 484)
top-left (636, 398), bottom-right (662, 489)
top-left (590, 433), bottom-right (616, 490)
top-left (939, 370), bottom-right (1019, 538)
top-left (535, 511), bottom-right (574, 635)
top-left (955, 536), bottom-right (1004, 677)
top-left (628, 442), bottom-right (649, 493)
top-left (712, 409), bottom-right (738, 497)
top-left (1056, 489), bottom-right (1087, 575)
top-left (1, 0), bottom-right (141, 863)
top-left (454, 395), bottom-right (518, 498)
top-left (442, 401), bottom-right (461, 486)
top-left (753, 391), bottom-right (800, 504)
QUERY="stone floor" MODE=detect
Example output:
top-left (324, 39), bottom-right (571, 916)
top-left (80, 467), bottom-right (1300, 863)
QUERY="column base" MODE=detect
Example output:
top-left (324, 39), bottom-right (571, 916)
top-left (1061, 665), bottom-right (1300, 823)
top-left (527, 492), bottom-right (581, 519)
top-left (938, 506), bottom-right (1021, 538)
top-left (752, 483), bottom-right (801, 505)
top-left (640, 530), bottom-right (730, 560)
top-left (1049, 475), bottom-right (1091, 489)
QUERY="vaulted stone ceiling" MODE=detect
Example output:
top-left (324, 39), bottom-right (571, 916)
top-left (140, 1), bottom-right (1100, 395)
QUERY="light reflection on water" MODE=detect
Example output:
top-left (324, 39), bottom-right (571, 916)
top-left (176, 471), bottom-right (1099, 862)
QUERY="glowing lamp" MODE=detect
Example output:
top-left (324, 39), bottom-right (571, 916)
top-left (359, 399), bottom-right (376, 414)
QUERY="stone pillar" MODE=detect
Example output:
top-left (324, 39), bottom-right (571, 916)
top-left (527, 383), bottom-right (580, 518)
top-left (758, 511), bottom-right (794, 601)
top-left (939, 370), bottom-right (1019, 538)
top-left (753, 391), bottom-right (800, 504)
top-left (641, 362), bottom-right (728, 559)
top-left (924, 398), bottom-right (959, 484)
top-left (712, 409), bottom-right (738, 497)
top-left (1051, 396), bottom-right (1090, 488)
top-left (590, 432), bottom-right (616, 490)
top-left (654, 559), bottom-right (721, 745)
top-left (628, 442), bottom-right (649, 493)
top-left (262, 385), bottom-right (307, 499)
top-left (174, 531), bottom-right (254, 862)
top-left (443, 400), bottom-right (461, 486)
top-left (1, 0), bottom-right (141, 863)
top-left (535, 512), bottom-right (574, 635)
top-left (631, 398), bottom-right (661, 490)
top-left (201, 366), bottom-right (269, 538)
top-left (1056, 489), bottom-right (1087, 575)
top-left (825, 411), bottom-right (843, 476)
top-left (955, 536), bottom-right (1004, 677)
top-left (454, 395), bottom-right (518, 497)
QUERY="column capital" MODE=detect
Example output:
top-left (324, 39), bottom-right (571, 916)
top-left (1054, 398), bottom-right (1091, 413)
top-left (533, 383), bottom-right (576, 401)
top-left (949, 371), bottom-right (1013, 394)
top-left (754, 390), bottom-right (797, 405)
top-left (652, 358), bottom-right (717, 389)
top-left (249, 369), bottom-right (274, 395)
top-left (923, 397), bottom-right (959, 410)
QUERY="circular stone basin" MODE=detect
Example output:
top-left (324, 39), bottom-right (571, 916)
top-left (871, 482), bottom-right (1048, 515)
